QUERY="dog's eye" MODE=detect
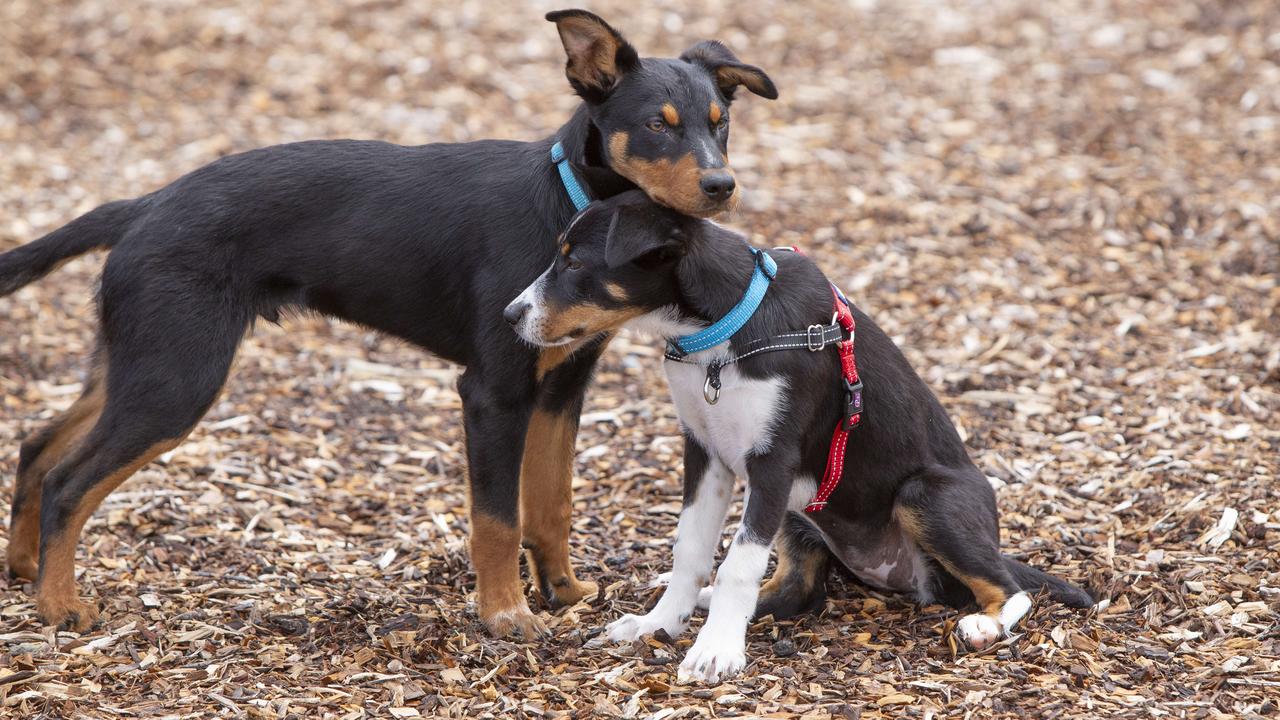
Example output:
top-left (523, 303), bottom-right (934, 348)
top-left (645, 118), bottom-right (666, 133)
top-left (716, 117), bottom-right (729, 131)
top-left (565, 258), bottom-right (583, 271)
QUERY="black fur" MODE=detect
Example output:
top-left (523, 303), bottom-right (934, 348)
top-left (509, 191), bottom-right (1095, 639)
top-left (0, 10), bottom-right (776, 633)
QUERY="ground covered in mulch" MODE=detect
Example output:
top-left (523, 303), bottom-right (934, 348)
top-left (2, 1), bottom-right (1277, 717)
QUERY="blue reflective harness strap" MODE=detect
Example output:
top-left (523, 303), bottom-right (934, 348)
top-left (667, 247), bottom-right (778, 356)
top-left (551, 141), bottom-right (591, 212)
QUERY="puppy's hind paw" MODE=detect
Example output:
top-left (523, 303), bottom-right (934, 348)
top-left (955, 613), bottom-right (1001, 650)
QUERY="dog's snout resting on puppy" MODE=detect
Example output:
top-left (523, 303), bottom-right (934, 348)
top-left (508, 192), bottom-right (1093, 683)
top-left (0, 10), bottom-right (776, 635)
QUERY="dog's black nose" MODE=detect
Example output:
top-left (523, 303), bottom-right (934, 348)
top-left (504, 301), bottom-right (530, 326)
top-left (699, 172), bottom-right (736, 201)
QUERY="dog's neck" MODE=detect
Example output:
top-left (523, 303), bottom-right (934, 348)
top-left (554, 106), bottom-right (635, 200)
top-left (629, 227), bottom-right (761, 343)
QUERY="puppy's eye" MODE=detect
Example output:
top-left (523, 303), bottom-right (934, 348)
top-left (645, 118), bottom-right (667, 133)
top-left (716, 117), bottom-right (729, 131)
top-left (565, 258), bottom-right (583, 271)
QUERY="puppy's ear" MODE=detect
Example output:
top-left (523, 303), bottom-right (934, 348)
top-left (604, 203), bottom-right (689, 269)
top-left (681, 40), bottom-right (778, 101)
top-left (547, 10), bottom-right (640, 101)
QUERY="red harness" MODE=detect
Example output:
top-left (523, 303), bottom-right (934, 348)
top-left (805, 285), bottom-right (862, 513)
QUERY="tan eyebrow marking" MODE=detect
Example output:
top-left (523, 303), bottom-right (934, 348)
top-left (661, 103), bottom-right (680, 126)
top-left (709, 102), bottom-right (722, 124)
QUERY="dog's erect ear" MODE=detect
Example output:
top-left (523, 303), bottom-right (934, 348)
top-left (681, 40), bottom-right (778, 101)
top-left (547, 10), bottom-right (640, 100)
top-left (604, 203), bottom-right (688, 269)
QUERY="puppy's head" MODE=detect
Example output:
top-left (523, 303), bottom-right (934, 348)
top-left (505, 192), bottom-right (694, 346)
top-left (546, 9), bottom-right (777, 218)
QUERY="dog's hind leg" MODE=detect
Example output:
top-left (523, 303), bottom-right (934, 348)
top-left (894, 465), bottom-right (1029, 650)
top-left (519, 339), bottom-right (608, 609)
top-left (34, 273), bottom-right (244, 631)
top-left (754, 512), bottom-right (831, 620)
top-left (8, 362), bottom-right (106, 582)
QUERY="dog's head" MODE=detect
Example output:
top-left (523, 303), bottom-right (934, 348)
top-left (547, 9), bottom-right (777, 218)
top-left (505, 191), bottom-right (695, 346)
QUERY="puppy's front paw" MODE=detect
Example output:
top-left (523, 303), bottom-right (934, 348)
top-left (678, 635), bottom-right (747, 684)
top-left (955, 613), bottom-right (1001, 650)
top-left (606, 611), bottom-right (687, 643)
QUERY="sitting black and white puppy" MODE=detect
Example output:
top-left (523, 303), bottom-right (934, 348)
top-left (504, 191), bottom-right (1093, 683)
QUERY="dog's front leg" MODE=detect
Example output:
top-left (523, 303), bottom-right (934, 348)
top-left (679, 450), bottom-right (795, 684)
top-left (459, 368), bottom-right (545, 638)
top-left (608, 434), bottom-right (732, 642)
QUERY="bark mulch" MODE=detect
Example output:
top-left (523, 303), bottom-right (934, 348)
top-left (1, 1), bottom-right (1276, 718)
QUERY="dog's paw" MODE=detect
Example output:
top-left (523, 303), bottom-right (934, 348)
top-left (678, 634), bottom-right (747, 684)
top-left (483, 606), bottom-right (549, 639)
top-left (955, 613), bottom-right (1001, 650)
top-left (37, 595), bottom-right (100, 634)
top-left (606, 612), bottom-right (687, 643)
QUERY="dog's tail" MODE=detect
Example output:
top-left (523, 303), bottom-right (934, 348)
top-left (1004, 556), bottom-right (1094, 608)
top-left (0, 198), bottom-right (143, 298)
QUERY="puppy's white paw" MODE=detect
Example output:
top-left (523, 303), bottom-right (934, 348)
top-left (678, 635), bottom-right (747, 684)
top-left (607, 612), bottom-right (687, 643)
top-left (955, 613), bottom-right (1001, 650)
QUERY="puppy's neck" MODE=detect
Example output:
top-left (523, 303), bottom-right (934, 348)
top-left (555, 106), bottom-right (635, 199)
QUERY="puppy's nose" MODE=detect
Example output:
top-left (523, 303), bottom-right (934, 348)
top-left (504, 301), bottom-right (530, 326)
top-left (699, 172), bottom-right (736, 201)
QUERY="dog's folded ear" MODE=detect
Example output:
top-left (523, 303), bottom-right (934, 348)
top-left (681, 40), bottom-right (778, 101)
top-left (547, 10), bottom-right (640, 101)
top-left (605, 203), bottom-right (690, 269)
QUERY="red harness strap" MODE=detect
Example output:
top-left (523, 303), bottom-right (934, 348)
top-left (805, 285), bottom-right (862, 513)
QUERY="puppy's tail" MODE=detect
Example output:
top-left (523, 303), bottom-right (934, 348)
top-left (0, 198), bottom-right (143, 298)
top-left (1004, 557), bottom-right (1094, 608)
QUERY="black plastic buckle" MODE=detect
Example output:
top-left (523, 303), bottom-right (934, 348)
top-left (807, 324), bottom-right (827, 352)
top-left (842, 378), bottom-right (864, 431)
top-left (753, 248), bottom-right (777, 280)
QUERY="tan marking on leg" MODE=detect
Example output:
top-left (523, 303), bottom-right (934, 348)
top-left (8, 372), bottom-right (105, 582)
top-left (471, 510), bottom-right (545, 637)
top-left (895, 506), bottom-right (1008, 615)
top-left (37, 437), bottom-right (183, 631)
top-left (758, 538), bottom-right (825, 608)
top-left (520, 408), bottom-right (596, 609)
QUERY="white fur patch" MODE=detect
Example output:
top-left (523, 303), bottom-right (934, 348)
top-left (607, 458), bottom-right (734, 644)
top-left (679, 540), bottom-right (771, 684)
top-left (664, 360), bottom-right (787, 478)
top-left (956, 592), bottom-right (1033, 650)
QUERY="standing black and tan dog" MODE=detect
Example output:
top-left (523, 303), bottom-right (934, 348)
top-left (0, 10), bottom-right (776, 635)
top-left (506, 192), bottom-right (1093, 682)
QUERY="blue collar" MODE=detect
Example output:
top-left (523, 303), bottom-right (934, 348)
top-left (551, 141), bottom-right (591, 212)
top-left (667, 247), bottom-right (778, 357)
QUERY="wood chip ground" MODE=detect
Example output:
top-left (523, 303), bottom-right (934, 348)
top-left (1, 1), bottom-right (1277, 718)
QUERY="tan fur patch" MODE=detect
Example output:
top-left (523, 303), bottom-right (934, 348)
top-left (561, 242), bottom-right (572, 256)
top-left (470, 510), bottom-right (525, 619)
top-left (543, 300), bottom-right (646, 343)
top-left (9, 366), bottom-right (106, 581)
top-left (608, 131), bottom-right (735, 217)
top-left (895, 506), bottom-right (1008, 615)
top-left (709, 102), bottom-right (722, 124)
top-left (520, 409), bottom-right (596, 606)
top-left (661, 103), bottom-right (680, 126)
top-left (602, 282), bottom-right (629, 303)
top-left (554, 16), bottom-right (624, 91)
top-left (38, 436), bottom-right (183, 630)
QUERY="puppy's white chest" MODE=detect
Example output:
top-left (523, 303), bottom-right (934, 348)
top-left (664, 359), bottom-right (786, 477)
